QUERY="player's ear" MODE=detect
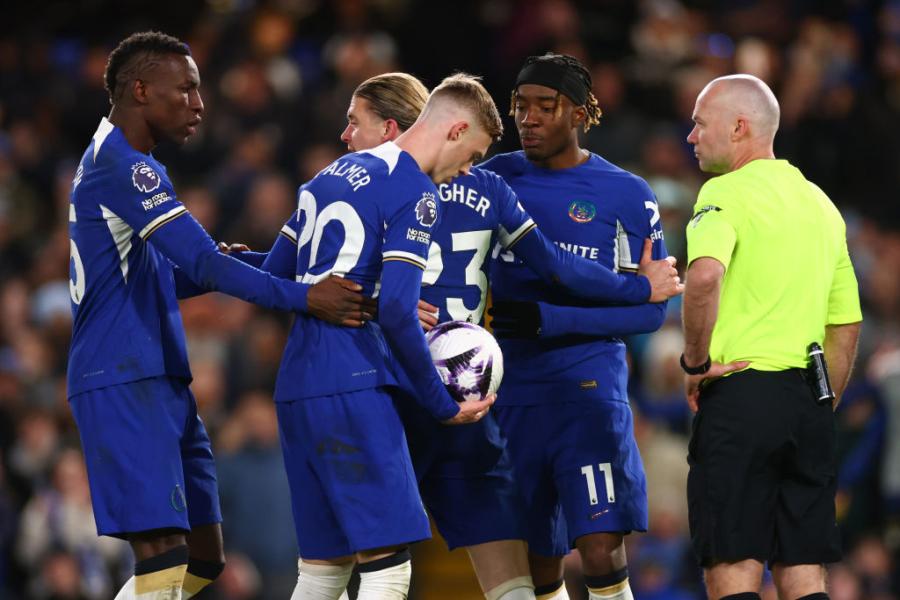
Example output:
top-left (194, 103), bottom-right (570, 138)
top-left (382, 118), bottom-right (400, 142)
top-left (732, 117), bottom-right (748, 141)
top-left (571, 105), bottom-right (586, 128)
top-left (132, 79), bottom-right (150, 105)
top-left (448, 121), bottom-right (469, 141)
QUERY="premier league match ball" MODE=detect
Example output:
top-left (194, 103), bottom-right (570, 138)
top-left (426, 321), bottom-right (503, 403)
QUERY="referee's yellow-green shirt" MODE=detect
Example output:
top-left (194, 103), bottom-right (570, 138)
top-left (686, 159), bottom-right (862, 371)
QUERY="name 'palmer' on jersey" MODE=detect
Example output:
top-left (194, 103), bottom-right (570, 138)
top-left (274, 142), bottom-right (452, 418)
top-left (319, 157), bottom-right (372, 191)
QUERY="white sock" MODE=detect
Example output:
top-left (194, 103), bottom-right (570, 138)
top-left (291, 560), bottom-right (354, 600)
top-left (535, 580), bottom-right (569, 600)
top-left (296, 559), bottom-right (352, 600)
top-left (587, 579), bottom-right (634, 600)
top-left (496, 589), bottom-right (537, 600)
top-left (356, 554), bottom-right (411, 600)
top-left (114, 575), bottom-right (183, 600)
top-left (486, 575), bottom-right (535, 600)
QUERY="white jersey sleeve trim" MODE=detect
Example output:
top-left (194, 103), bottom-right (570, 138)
top-left (139, 206), bottom-right (188, 239)
top-left (498, 218), bottom-right (536, 249)
top-left (383, 249), bottom-right (426, 269)
top-left (280, 223), bottom-right (298, 244)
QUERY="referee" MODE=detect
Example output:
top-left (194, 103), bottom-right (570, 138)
top-left (680, 74), bottom-right (862, 600)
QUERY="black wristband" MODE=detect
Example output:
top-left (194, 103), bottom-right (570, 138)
top-left (680, 353), bottom-right (711, 375)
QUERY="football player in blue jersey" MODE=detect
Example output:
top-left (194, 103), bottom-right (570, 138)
top-left (262, 73), bottom-right (677, 600)
top-left (256, 74), bottom-right (500, 600)
top-left (66, 32), bottom-right (372, 600)
top-left (482, 53), bottom-right (673, 600)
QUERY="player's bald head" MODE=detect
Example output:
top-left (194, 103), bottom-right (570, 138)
top-left (699, 74), bottom-right (780, 139)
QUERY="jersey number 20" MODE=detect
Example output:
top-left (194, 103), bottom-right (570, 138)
top-left (294, 189), bottom-right (365, 283)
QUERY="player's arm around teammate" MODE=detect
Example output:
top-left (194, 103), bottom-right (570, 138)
top-left (65, 32), bottom-right (345, 600)
top-left (209, 228), bottom-right (380, 327)
top-left (479, 53), bottom-right (680, 600)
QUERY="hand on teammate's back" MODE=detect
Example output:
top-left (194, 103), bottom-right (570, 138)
top-left (307, 275), bottom-right (377, 327)
top-left (442, 393), bottom-right (496, 425)
top-left (217, 242), bottom-right (251, 253)
top-left (638, 238), bottom-right (684, 302)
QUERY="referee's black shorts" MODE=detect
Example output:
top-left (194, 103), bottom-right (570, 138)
top-left (687, 368), bottom-right (841, 567)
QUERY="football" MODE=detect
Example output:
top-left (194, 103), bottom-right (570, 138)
top-left (425, 321), bottom-right (504, 403)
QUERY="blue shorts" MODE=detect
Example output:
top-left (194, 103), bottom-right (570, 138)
top-left (69, 376), bottom-right (221, 538)
top-left (276, 387), bottom-right (431, 559)
top-left (494, 397), bottom-right (648, 557)
top-left (394, 391), bottom-right (527, 550)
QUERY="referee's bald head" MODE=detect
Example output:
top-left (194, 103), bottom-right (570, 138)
top-left (700, 74), bottom-right (780, 140)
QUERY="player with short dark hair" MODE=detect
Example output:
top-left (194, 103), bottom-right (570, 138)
top-left (483, 53), bottom-right (675, 600)
top-left (68, 31), bottom-right (368, 600)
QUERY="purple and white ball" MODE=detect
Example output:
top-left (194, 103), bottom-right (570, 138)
top-left (425, 321), bottom-right (504, 403)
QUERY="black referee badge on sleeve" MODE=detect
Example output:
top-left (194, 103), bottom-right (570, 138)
top-left (689, 204), bottom-right (722, 228)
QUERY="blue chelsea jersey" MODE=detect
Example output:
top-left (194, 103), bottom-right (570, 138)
top-left (67, 118), bottom-right (191, 396)
top-left (274, 142), bottom-right (440, 402)
top-left (483, 151), bottom-right (667, 404)
top-left (420, 167), bottom-right (535, 325)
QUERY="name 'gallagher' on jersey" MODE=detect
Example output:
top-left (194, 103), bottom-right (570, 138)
top-left (420, 167), bottom-right (652, 326)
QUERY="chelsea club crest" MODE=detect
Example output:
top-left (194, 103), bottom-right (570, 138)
top-left (568, 200), bottom-right (596, 223)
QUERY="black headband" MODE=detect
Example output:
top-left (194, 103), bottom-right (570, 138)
top-left (515, 59), bottom-right (589, 106)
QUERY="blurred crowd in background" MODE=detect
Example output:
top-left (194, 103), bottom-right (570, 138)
top-left (0, 0), bottom-right (899, 598)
